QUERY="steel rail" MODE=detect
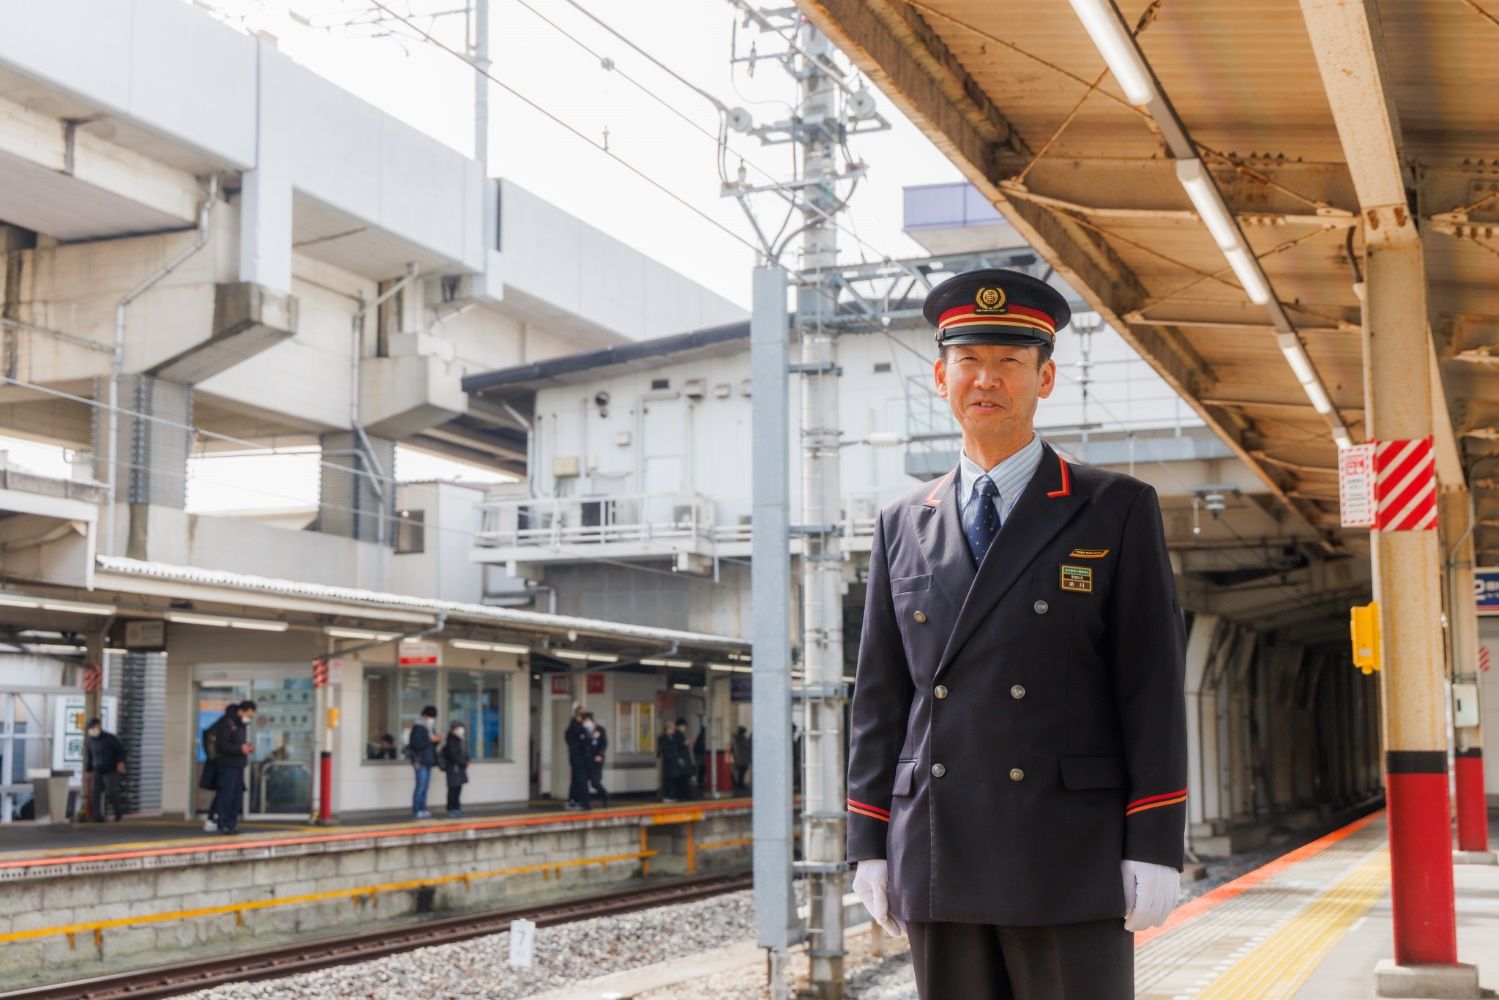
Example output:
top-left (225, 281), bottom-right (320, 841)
top-left (5, 871), bottom-right (753, 1000)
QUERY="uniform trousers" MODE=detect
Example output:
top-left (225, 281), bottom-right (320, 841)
top-left (907, 919), bottom-right (1132, 1000)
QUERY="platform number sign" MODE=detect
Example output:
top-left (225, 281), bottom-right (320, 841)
top-left (1476, 568), bottom-right (1499, 615)
top-left (507, 918), bottom-right (536, 967)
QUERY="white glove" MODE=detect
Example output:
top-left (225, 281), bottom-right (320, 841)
top-left (1121, 859), bottom-right (1179, 931)
top-left (852, 859), bottom-right (906, 937)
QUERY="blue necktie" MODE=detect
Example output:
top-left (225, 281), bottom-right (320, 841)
top-left (963, 475), bottom-right (1000, 564)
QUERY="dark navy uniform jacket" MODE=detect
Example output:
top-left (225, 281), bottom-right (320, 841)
top-left (846, 441), bottom-right (1188, 927)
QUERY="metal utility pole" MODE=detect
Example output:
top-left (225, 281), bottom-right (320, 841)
top-left (725, 8), bottom-right (888, 996)
top-left (793, 25), bottom-right (845, 1000)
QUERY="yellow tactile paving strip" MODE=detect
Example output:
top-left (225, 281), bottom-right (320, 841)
top-left (1137, 816), bottom-right (1389, 999)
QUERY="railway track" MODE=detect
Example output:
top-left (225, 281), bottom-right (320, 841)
top-left (6, 871), bottom-right (753, 1000)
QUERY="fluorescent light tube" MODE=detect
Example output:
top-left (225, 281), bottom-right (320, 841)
top-left (1302, 379), bottom-right (1334, 415)
top-left (641, 658), bottom-right (694, 668)
top-left (1222, 246), bottom-right (1271, 305)
top-left (554, 650), bottom-right (620, 663)
top-left (1175, 159), bottom-right (1239, 251)
top-left (1278, 340), bottom-right (1317, 385)
top-left (167, 612), bottom-right (232, 628)
top-left (230, 619), bottom-right (290, 632)
top-left (326, 627), bottom-right (397, 641)
top-left (1065, 0), bottom-right (1158, 105)
top-left (0, 594), bottom-right (41, 609)
top-left (451, 639), bottom-right (532, 654)
top-left (41, 600), bottom-right (116, 616)
top-left (671, 683), bottom-right (692, 691)
top-left (1333, 428), bottom-right (1354, 449)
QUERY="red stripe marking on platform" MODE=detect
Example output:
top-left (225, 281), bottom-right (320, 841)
top-left (0, 799), bottom-right (752, 871)
top-left (1133, 809), bottom-right (1383, 948)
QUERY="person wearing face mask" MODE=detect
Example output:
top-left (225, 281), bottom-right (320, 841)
top-left (211, 700), bottom-right (256, 835)
top-left (847, 270), bottom-right (1188, 1000)
top-left (441, 720), bottom-right (470, 818)
top-left (581, 711), bottom-right (609, 809)
top-left (84, 718), bottom-right (127, 822)
top-left (408, 706), bottom-right (440, 819)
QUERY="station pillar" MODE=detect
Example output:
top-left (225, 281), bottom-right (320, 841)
top-left (1441, 488), bottom-right (1494, 862)
top-left (1362, 238), bottom-right (1459, 969)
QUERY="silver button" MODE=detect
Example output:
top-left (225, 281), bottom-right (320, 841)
top-left (913, 610), bottom-right (927, 623)
top-left (1010, 685), bottom-right (1026, 700)
top-left (1033, 600), bottom-right (1049, 614)
top-left (934, 684), bottom-right (948, 700)
top-left (931, 763), bottom-right (946, 778)
top-left (1009, 768), bottom-right (1025, 782)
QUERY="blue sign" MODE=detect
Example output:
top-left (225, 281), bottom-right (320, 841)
top-left (1477, 568), bottom-right (1499, 614)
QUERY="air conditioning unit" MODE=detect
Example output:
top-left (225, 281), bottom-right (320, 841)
top-left (683, 378), bottom-right (707, 400)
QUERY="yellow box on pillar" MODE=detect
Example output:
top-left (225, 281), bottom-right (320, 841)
top-left (1350, 601), bottom-right (1382, 675)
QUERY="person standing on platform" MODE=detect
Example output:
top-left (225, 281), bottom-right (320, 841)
top-left (84, 718), bottom-right (127, 822)
top-left (441, 720), bottom-right (470, 819)
top-left (693, 724), bottom-right (708, 793)
top-left (656, 722), bottom-right (676, 802)
top-left (564, 704), bottom-right (588, 810)
top-left (731, 725), bottom-right (752, 791)
top-left (847, 269), bottom-right (1188, 1000)
top-left (408, 706), bottom-right (440, 819)
top-left (200, 704), bottom-right (236, 831)
top-left (582, 711), bottom-right (609, 808)
top-left (665, 718), bottom-right (694, 802)
top-left (212, 700), bottom-right (256, 835)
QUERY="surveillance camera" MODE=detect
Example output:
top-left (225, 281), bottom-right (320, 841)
top-left (594, 391), bottom-right (610, 408)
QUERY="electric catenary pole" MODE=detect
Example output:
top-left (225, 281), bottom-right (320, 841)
top-left (726, 7), bottom-right (887, 998)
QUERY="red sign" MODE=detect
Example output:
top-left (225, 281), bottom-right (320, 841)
top-left (81, 664), bottom-right (103, 693)
top-left (313, 659), bottom-right (329, 688)
top-left (1374, 437), bottom-right (1437, 532)
top-left (1338, 444), bottom-right (1375, 528)
top-left (398, 639), bottom-right (441, 667)
top-left (550, 675), bottom-right (572, 696)
top-left (587, 674), bottom-right (606, 694)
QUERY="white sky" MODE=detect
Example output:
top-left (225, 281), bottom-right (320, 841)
top-left (2, 0), bottom-right (965, 510)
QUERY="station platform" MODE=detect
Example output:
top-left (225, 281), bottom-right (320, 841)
top-left (1136, 811), bottom-right (1498, 999)
top-left (0, 794), bottom-right (755, 993)
top-left (0, 792), bottom-right (713, 863)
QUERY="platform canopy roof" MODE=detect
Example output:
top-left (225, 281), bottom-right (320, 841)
top-left (797, 0), bottom-right (1499, 566)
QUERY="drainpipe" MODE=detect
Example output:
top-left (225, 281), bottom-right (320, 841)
top-left (105, 174), bottom-right (220, 557)
top-left (348, 262), bottom-right (419, 546)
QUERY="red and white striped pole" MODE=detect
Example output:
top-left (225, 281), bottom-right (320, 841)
top-left (1441, 488), bottom-right (1492, 861)
top-left (1362, 244), bottom-right (1459, 970)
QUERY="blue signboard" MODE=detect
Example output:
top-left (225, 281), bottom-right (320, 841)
top-left (1477, 568), bottom-right (1499, 614)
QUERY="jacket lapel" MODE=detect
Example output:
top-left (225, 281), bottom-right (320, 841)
top-left (909, 467), bottom-right (974, 614)
top-left (935, 443), bottom-right (1089, 679)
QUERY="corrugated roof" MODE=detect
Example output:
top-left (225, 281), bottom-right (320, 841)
top-left (96, 556), bottom-right (748, 652)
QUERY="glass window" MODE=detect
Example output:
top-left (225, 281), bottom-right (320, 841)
top-left (446, 669), bottom-right (511, 761)
top-left (398, 669), bottom-right (440, 757)
top-left (364, 667), bottom-right (399, 762)
top-left (396, 510), bottom-right (425, 554)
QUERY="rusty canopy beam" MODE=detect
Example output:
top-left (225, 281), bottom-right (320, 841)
top-left (796, 0), bottom-right (1335, 545)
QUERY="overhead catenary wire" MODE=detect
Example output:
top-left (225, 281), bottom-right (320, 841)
top-left (360, 0), bottom-right (765, 259)
top-left (483, 0), bottom-right (892, 263)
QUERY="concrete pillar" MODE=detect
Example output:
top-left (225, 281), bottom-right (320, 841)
top-left (1364, 238), bottom-right (1458, 966)
top-left (239, 39), bottom-right (293, 296)
top-left (319, 431), bottom-right (396, 546)
top-left (1184, 613), bottom-right (1223, 835)
top-left (1441, 488), bottom-right (1493, 860)
top-left (91, 373), bottom-right (192, 560)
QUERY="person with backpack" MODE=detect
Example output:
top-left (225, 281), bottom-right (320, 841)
top-left (441, 720), bottom-right (470, 818)
top-left (199, 704), bottom-right (236, 832)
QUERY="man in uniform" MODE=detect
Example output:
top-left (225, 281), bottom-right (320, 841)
top-left (847, 269), bottom-right (1187, 999)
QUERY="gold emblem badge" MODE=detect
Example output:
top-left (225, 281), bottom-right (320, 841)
top-left (975, 286), bottom-right (1007, 313)
top-left (1060, 564), bottom-right (1093, 593)
top-left (1068, 548), bottom-right (1110, 559)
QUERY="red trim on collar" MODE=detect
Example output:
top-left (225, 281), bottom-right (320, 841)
top-left (1046, 455), bottom-right (1071, 498)
top-left (922, 469), bottom-right (956, 508)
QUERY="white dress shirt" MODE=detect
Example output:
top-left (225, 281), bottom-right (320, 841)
top-left (957, 432), bottom-right (1044, 528)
